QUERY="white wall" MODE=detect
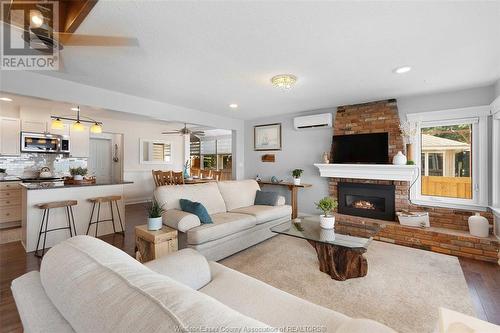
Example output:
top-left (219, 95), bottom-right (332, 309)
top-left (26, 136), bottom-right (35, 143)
top-left (397, 85), bottom-right (495, 117)
top-left (494, 79), bottom-right (500, 99)
top-left (0, 71), bottom-right (245, 180)
top-left (245, 109), bottom-right (334, 214)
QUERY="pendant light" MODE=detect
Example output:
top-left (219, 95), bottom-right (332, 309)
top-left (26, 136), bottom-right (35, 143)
top-left (51, 117), bottom-right (64, 130)
top-left (51, 106), bottom-right (103, 133)
top-left (71, 107), bottom-right (85, 132)
top-left (90, 122), bottom-right (103, 134)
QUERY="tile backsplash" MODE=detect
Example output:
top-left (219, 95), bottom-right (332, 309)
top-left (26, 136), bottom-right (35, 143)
top-left (0, 154), bottom-right (87, 177)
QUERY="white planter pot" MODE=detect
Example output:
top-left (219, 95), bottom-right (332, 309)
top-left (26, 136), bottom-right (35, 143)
top-left (293, 178), bottom-right (301, 185)
top-left (320, 215), bottom-right (335, 229)
top-left (319, 229), bottom-right (336, 242)
top-left (148, 217), bottom-right (163, 231)
top-left (468, 213), bottom-right (489, 238)
top-left (392, 151), bottom-right (407, 165)
top-left (73, 175), bottom-right (84, 181)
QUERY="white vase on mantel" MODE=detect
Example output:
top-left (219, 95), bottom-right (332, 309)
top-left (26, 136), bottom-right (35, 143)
top-left (392, 151), bottom-right (407, 165)
top-left (468, 213), bottom-right (489, 238)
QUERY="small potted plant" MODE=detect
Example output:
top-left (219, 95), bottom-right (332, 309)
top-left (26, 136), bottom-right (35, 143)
top-left (147, 200), bottom-right (164, 231)
top-left (70, 167), bottom-right (88, 181)
top-left (315, 196), bottom-right (338, 229)
top-left (292, 169), bottom-right (304, 185)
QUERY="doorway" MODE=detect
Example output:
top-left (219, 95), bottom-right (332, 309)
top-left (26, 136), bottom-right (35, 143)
top-left (88, 138), bottom-right (112, 183)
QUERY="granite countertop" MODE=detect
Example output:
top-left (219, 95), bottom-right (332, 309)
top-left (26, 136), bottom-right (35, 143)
top-left (0, 176), bottom-right (21, 182)
top-left (21, 181), bottom-right (133, 190)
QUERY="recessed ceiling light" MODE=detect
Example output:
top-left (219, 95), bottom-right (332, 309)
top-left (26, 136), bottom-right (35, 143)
top-left (393, 66), bottom-right (412, 74)
top-left (0, 97), bottom-right (13, 102)
top-left (71, 107), bottom-right (79, 111)
top-left (229, 104), bottom-right (238, 109)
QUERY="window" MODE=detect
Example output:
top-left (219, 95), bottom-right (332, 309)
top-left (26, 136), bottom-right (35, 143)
top-left (195, 136), bottom-right (232, 171)
top-left (408, 106), bottom-right (489, 209)
top-left (420, 125), bottom-right (471, 199)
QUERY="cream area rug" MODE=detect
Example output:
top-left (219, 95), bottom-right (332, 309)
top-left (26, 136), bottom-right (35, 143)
top-left (220, 235), bottom-right (475, 333)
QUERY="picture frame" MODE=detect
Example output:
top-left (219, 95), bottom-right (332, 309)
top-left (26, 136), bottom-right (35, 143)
top-left (254, 123), bottom-right (282, 151)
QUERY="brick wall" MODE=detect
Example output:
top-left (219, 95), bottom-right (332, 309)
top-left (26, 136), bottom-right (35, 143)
top-left (334, 99), bottom-right (404, 163)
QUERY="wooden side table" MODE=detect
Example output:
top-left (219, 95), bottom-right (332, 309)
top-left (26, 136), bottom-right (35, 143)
top-left (135, 225), bottom-right (178, 263)
top-left (257, 181), bottom-right (312, 219)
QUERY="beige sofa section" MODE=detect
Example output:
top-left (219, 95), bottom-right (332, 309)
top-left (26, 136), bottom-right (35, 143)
top-left (154, 180), bottom-right (293, 261)
top-left (12, 236), bottom-right (397, 333)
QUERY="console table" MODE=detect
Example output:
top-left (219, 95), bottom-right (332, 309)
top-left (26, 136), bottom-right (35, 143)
top-left (257, 181), bottom-right (312, 219)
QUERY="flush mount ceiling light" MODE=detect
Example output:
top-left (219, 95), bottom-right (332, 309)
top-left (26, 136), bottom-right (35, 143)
top-left (229, 103), bottom-right (238, 109)
top-left (393, 66), bottom-right (412, 74)
top-left (271, 74), bottom-right (297, 90)
top-left (51, 106), bottom-right (103, 133)
top-left (0, 97), bottom-right (13, 102)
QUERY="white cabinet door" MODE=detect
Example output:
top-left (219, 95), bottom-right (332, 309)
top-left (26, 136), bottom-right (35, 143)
top-left (0, 118), bottom-right (21, 156)
top-left (69, 125), bottom-right (90, 157)
top-left (22, 120), bottom-right (46, 133)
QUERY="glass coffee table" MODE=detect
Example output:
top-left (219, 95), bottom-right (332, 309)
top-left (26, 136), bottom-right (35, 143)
top-left (271, 216), bottom-right (381, 281)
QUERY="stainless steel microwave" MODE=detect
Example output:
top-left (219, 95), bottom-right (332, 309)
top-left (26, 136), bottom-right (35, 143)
top-left (21, 132), bottom-right (70, 154)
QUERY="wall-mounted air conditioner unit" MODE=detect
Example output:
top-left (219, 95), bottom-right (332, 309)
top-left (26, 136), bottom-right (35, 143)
top-left (293, 113), bottom-right (333, 130)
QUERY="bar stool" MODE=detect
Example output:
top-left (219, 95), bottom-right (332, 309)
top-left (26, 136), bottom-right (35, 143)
top-left (86, 195), bottom-right (124, 237)
top-left (35, 200), bottom-right (78, 258)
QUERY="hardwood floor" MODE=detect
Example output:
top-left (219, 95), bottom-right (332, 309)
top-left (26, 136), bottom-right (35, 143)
top-left (0, 203), bottom-right (498, 332)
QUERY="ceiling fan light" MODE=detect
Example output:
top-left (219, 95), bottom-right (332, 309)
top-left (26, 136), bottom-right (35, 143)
top-left (72, 121), bottom-right (85, 132)
top-left (90, 122), bottom-right (103, 134)
top-left (51, 118), bottom-right (64, 130)
top-left (30, 10), bottom-right (44, 28)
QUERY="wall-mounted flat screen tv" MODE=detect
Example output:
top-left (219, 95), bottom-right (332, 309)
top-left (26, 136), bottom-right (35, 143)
top-left (331, 132), bottom-right (389, 164)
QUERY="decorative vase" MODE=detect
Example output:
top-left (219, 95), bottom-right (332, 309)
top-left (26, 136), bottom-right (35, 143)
top-left (406, 143), bottom-right (414, 161)
top-left (320, 215), bottom-right (335, 229)
top-left (468, 213), bottom-right (489, 237)
top-left (147, 217), bottom-right (163, 231)
top-left (322, 152), bottom-right (330, 164)
top-left (73, 175), bottom-right (83, 181)
top-left (392, 151), bottom-right (407, 165)
top-left (319, 229), bottom-right (336, 242)
top-left (293, 178), bottom-right (301, 185)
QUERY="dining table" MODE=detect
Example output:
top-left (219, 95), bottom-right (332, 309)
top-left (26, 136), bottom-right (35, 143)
top-left (184, 178), bottom-right (217, 184)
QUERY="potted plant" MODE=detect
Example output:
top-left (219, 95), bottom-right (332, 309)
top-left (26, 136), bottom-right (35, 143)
top-left (292, 169), bottom-right (304, 185)
top-left (147, 200), bottom-right (164, 231)
top-left (69, 167), bottom-right (88, 181)
top-left (315, 196), bottom-right (338, 229)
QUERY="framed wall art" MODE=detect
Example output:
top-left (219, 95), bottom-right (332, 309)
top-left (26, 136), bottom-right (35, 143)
top-left (254, 123), bottom-right (282, 151)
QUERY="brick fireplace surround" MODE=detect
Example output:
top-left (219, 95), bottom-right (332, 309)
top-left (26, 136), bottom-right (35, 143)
top-left (329, 99), bottom-right (499, 263)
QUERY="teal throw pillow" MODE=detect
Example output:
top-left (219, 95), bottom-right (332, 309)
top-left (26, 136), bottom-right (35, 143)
top-left (179, 199), bottom-right (213, 224)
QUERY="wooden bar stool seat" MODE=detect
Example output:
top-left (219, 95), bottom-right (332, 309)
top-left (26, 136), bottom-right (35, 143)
top-left (34, 200), bottom-right (78, 257)
top-left (86, 195), bottom-right (124, 237)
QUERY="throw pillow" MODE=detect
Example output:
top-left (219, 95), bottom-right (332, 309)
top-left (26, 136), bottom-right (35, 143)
top-left (254, 190), bottom-right (280, 206)
top-left (179, 199), bottom-right (213, 224)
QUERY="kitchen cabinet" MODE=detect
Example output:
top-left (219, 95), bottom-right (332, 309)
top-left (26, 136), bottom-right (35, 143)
top-left (69, 125), bottom-right (90, 157)
top-left (0, 181), bottom-right (21, 228)
top-left (0, 117), bottom-right (21, 156)
top-left (22, 119), bottom-right (46, 133)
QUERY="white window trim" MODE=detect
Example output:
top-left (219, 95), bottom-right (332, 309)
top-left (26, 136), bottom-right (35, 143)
top-left (407, 106), bottom-right (490, 210)
top-left (491, 96), bottom-right (500, 210)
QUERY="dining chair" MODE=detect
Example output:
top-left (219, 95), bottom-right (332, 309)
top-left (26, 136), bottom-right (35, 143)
top-left (162, 171), bottom-right (173, 185)
top-left (200, 169), bottom-right (212, 179)
top-left (212, 170), bottom-right (222, 181)
top-left (152, 170), bottom-right (162, 187)
top-left (171, 171), bottom-right (185, 185)
top-left (190, 168), bottom-right (201, 177)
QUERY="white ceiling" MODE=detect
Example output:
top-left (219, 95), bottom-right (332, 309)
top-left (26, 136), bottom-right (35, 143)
top-left (38, 1), bottom-right (500, 120)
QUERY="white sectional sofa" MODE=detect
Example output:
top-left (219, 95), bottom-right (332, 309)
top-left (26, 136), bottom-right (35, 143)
top-left (154, 179), bottom-right (292, 260)
top-left (12, 236), bottom-right (397, 333)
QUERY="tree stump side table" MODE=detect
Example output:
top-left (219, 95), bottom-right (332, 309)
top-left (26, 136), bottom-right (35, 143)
top-left (135, 224), bottom-right (178, 263)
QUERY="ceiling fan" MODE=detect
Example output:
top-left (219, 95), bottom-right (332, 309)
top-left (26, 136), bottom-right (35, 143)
top-left (2, 1), bottom-right (138, 66)
top-left (162, 123), bottom-right (206, 136)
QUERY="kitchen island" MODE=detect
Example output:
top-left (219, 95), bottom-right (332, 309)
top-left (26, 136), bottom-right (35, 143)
top-left (21, 181), bottom-right (133, 252)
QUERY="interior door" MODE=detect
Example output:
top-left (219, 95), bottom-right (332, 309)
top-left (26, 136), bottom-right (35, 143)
top-left (88, 138), bottom-right (112, 183)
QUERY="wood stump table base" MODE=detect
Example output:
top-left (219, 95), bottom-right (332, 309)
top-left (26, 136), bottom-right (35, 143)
top-left (308, 240), bottom-right (368, 281)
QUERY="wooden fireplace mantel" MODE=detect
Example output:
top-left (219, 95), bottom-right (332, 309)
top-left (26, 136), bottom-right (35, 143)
top-left (314, 163), bottom-right (418, 182)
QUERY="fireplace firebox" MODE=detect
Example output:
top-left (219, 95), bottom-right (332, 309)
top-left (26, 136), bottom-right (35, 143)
top-left (338, 183), bottom-right (395, 221)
